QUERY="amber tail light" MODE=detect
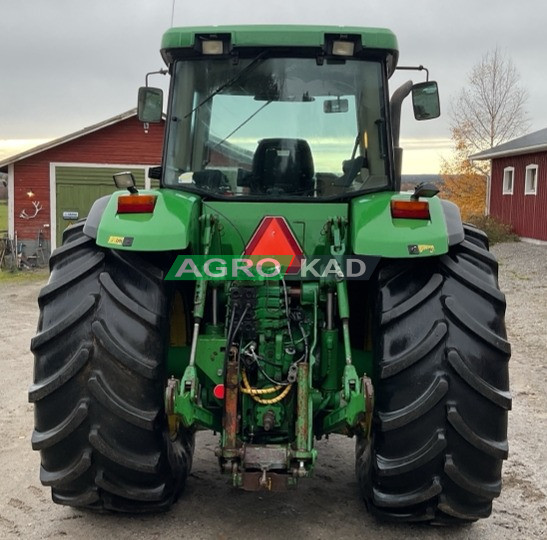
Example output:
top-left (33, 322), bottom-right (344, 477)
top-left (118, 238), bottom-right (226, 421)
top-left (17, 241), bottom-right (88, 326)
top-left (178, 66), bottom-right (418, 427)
top-left (117, 194), bottom-right (157, 214)
top-left (390, 200), bottom-right (430, 220)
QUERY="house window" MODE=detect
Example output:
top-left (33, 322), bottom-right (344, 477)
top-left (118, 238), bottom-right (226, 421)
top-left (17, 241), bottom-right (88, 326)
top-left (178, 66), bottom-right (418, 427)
top-left (503, 167), bottom-right (514, 194)
top-left (525, 164), bottom-right (538, 195)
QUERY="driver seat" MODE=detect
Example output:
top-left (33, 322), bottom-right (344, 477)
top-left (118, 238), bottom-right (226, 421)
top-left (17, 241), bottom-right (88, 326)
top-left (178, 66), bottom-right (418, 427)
top-left (251, 138), bottom-right (314, 194)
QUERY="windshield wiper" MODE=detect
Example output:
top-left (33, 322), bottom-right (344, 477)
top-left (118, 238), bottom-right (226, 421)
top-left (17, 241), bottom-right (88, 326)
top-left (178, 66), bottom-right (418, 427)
top-left (183, 51), bottom-right (267, 119)
top-left (210, 100), bottom-right (273, 152)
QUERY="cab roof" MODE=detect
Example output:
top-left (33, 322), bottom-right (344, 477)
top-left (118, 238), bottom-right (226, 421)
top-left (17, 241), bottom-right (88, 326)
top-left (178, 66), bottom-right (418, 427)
top-left (161, 25), bottom-right (399, 75)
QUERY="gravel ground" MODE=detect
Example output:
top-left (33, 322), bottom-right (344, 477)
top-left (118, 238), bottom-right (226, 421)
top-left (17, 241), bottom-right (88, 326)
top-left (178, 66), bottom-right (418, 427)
top-left (0, 241), bottom-right (545, 539)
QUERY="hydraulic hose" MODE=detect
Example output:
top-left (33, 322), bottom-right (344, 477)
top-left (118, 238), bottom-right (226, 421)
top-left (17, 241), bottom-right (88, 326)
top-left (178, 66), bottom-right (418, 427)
top-left (241, 370), bottom-right (292, 404)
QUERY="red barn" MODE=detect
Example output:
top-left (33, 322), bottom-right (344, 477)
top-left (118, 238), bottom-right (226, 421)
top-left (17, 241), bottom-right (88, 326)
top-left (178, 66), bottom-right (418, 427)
top-left (0, 110), bottom-right (164, 259)
top-left (0, 109), bottom-right (253, 263)
top-left (472, 128), bottom-right (547, 242)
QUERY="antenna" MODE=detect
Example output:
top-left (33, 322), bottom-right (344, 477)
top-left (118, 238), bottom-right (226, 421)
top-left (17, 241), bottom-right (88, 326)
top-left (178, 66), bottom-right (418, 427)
top-left (170, 0), bottom-right (176, 26)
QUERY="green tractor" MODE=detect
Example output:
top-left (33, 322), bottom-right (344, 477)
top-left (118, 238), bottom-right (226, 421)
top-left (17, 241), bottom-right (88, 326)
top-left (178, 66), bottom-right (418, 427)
top-left (30, 25), bottom-right (511, 523)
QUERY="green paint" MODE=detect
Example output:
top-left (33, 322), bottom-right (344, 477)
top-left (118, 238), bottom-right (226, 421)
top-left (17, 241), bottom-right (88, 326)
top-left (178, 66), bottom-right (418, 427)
top-left (96, 190), bottom-right (449, 258)
top-left (175, 364), bottom-right (220, 431)
top-left (162, 25), bottom-right (398, 68)
top-left (322, 364), bottom-right (367, 435)
top-left (96, 189), bottom-right (200, 251)
top-left (175, 391), bottom-right (219, 431)
top-left (320, 329), bottom-right (339, 391)
top-left (254, 403), bottom-right (285, 429)
top-left (194, 335), bottom-right (225, 388)
top-left (321, 393), bottom-right (366, 434)
top-left (202, 201), bottom-right (347, 257)
top-left (350, 192), bottom-right (449, 257)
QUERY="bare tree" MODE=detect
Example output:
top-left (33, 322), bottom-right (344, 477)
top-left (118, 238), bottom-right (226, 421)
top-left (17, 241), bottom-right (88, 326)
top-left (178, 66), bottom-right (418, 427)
top-left (450, 47), bottom-right (529, 155)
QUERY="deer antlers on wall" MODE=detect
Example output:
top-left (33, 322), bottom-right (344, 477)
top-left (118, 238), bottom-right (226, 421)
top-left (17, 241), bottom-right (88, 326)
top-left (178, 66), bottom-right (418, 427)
top-left (20, 200), bottom-right (43, 220)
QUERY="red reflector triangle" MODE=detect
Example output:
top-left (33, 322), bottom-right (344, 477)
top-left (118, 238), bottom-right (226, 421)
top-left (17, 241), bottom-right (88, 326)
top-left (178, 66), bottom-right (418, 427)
top-left (244, 217), bottom-right (303, 274)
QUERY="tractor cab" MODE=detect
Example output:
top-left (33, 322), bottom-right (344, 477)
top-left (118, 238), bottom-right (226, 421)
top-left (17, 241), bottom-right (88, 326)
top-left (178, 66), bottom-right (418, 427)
top-left (139, 26), bottom-right (439, 200)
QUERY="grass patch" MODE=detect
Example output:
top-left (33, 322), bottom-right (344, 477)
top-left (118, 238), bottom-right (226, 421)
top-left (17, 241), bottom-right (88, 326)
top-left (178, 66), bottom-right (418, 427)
top-left (466, 215), bottom-right (520, 245)
top-left (0, 201), bottom-right (7, 231)
top-left (0, 267), bottom-right (49, 283)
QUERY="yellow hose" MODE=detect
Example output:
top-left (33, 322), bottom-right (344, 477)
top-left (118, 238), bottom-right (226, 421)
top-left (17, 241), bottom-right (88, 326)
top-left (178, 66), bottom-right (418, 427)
top-left (251, 384), bottom-right (292, 404)
top-left (240, 370), bottom-right (282, 394)
top-left (241, 370), bottom-right (292, 404)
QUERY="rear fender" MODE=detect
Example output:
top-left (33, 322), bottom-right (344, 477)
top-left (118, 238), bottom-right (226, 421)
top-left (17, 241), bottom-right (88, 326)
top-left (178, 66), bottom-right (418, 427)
top-left (84, 189), bottom-right (201, 251)
top-left (350, 192), bottom-right (463, 258)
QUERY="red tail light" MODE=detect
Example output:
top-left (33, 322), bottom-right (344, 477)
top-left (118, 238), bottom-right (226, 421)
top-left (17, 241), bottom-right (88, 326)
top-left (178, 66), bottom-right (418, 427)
top-left (117, 194), bottom-right (157, 214)
top-left (391, 200), bottom-right (430, 220)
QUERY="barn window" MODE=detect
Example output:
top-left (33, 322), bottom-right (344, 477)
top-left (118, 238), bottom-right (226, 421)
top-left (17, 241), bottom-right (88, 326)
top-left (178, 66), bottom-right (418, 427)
top-left (502, 167), bottom-right (514, 194)
top-left (525, 164), bottom-right (538, 195)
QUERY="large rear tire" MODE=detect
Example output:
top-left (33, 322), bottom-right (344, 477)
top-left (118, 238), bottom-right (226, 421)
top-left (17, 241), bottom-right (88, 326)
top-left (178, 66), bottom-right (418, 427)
top-left (357, 225), bottom-right (511, 523)
top-left (29, 223), bottom-right (193, 512)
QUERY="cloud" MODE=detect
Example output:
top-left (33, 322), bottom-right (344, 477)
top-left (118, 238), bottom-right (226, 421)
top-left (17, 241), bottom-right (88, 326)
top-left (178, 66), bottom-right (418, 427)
top-left (401, 137), bottom-right (452, 150)
top-left (0, 139), bottom-right (52, 163)
top-left (1, 1), bottom-right (545, 149)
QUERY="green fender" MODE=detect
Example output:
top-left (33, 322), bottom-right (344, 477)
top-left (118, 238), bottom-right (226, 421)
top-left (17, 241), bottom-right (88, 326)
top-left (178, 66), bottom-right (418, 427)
top-left (83, 188), bottom-right (462, 257)
top-left (84, 189), bottom-right (201, 251)
top-left (350, 192), bottom-right (463, 258)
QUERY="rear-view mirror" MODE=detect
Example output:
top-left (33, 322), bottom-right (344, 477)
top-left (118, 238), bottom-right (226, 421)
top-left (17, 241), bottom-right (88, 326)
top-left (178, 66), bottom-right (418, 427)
top-left (138, 87), bottom-right (163, 123)
top-left (324, 98), bottom-right (349, 113)
top-left (412, 81), bottom-right (440, 120)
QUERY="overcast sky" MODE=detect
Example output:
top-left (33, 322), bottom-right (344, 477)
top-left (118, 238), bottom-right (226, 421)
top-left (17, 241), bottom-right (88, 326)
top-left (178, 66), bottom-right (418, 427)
top-left (1, 0), bottom-right (546, 173)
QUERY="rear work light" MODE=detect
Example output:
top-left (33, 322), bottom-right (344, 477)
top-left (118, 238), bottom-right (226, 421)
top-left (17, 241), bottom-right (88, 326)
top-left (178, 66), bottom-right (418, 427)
top-left (202, 40), bottom-right (224, 55)
top-left (332, 40), bottom-right (355, 56)
top-left (195, 33), bottom-right (231, 55)
top-left (391, 200), bottom-right (430, 220)
top-left (117, 194), bottom-right (157, 214)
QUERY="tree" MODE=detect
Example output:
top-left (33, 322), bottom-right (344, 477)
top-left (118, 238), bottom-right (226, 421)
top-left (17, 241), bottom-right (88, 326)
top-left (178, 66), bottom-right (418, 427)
top-left (440, 130), bottom-right (487, 220)
top-left (450, 47), bottom-right (530, 157)
top-left (440, 47), bottom-right (529, 218)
